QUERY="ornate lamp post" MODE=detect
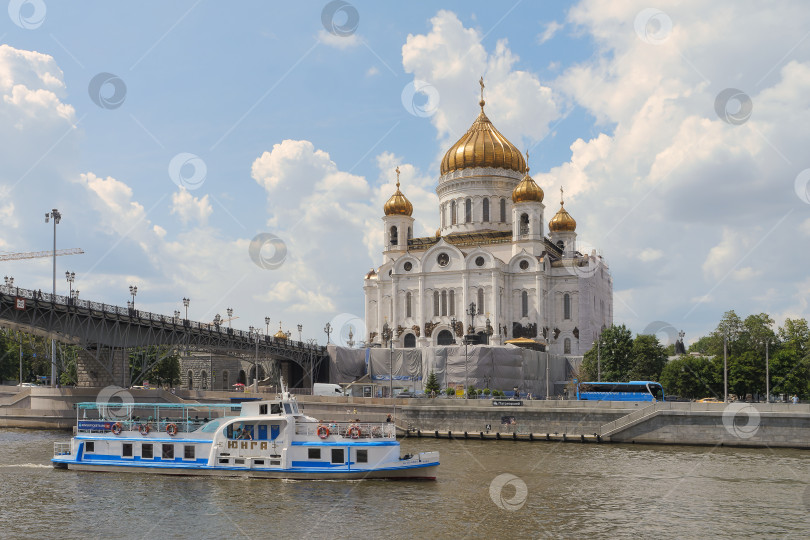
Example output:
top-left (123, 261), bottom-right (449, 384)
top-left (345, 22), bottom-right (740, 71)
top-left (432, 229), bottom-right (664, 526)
top-left (265, 316), bottom-right (271, 335)
top-left (381, 321), bottom-right (393, 398)
top-left (45, 209), bottom-right (61, 387)
top-left (213, 314), bottom-right (222, 329)
top-left (297, 324), bottom-right (303, 342)
top-left (227, 307), bottom-right (233, 328)
top-left (183, 297), bottom-right (190, 319)
top-left (65, 271), bottom-right (75, 299)
top-left (347, 326), bottom-right (355, 348)
top-left (129, 284), bottom-right (138, 309)
top-left (4, 276), bottom-right (13, 287)
top-left (174, 310), bottom-right (181, 320)
top-left (324, 322), bottom-right (332, 344)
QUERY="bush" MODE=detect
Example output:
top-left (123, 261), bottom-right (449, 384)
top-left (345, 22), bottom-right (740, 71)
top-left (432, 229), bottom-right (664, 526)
top-left (483, 388), bottom-right (491, 396)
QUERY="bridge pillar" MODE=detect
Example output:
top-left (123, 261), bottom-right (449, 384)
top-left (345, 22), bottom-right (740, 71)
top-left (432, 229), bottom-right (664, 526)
top-left (76, 348), bottom-right (130, 388)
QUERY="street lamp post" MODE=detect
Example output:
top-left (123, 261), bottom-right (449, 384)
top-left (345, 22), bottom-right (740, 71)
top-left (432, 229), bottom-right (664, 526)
top-left (347, 326), bottom-right (355, 348)
top-left (128, 285), bottom-right (138, 312)
top-left (227, 307), bottom-right (233, 328)
top-left (297, 324), bottom-right (302, 343)
top-left (464, 302), bottom-right (477, 398)
top-left (174, 310), bottom-right (180, 320)
top-left (65, 271), bottom-right (75, 300)
top-left (265, 317), bottom-right (270, 335)
top-left (324, 322), bottom-right (332, 344)
top-left (723, 332), bottom-right (728, 403)
top-left (381, 321), bottom-right (393, 398)
top-left (765, 339), bottom-right (770, 403)
top-left (45, 208), bottom-right (61, 387)
top-left (183, 297), bottom-right (189, 319)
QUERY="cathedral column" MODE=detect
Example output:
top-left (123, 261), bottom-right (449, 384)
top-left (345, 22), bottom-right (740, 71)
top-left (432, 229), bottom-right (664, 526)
top-left (391, 274), bottom-right (398, 344)
top-left (491, 270), bottom-right (501, 345)
top-left (418, 275), bottom-right (428, 347)
top-left (376, 285), bottom-right (383, 345)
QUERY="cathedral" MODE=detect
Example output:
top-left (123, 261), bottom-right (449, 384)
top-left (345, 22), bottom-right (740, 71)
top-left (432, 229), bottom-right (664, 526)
top-left (363, 83), bottom-right (612, 356)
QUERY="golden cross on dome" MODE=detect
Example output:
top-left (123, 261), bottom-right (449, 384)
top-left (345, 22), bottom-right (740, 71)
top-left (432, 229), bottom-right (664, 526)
top-left (525, 149), bottom-right (530, 173)
top-left (395, 166), bottom-right (401, 188)
top-left (560, 186), bottom-right (564, 205)
top-left (479, 76), bottom-right (485, 110)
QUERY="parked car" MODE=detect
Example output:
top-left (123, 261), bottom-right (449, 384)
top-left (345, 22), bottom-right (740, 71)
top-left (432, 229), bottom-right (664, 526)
top-left (396, 391), bottom-right (425, 398)
top-left (696, 397), bottom-right (723, 403)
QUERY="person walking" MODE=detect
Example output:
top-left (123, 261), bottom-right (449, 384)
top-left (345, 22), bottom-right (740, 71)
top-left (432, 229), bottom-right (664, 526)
top-left (792, 394), bottom-right (799, 404)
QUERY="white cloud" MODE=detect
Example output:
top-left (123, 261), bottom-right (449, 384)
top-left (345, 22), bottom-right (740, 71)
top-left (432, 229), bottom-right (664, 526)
top-left (317, 29), bottom-right (361, 49)
top-left (800, 218), bottom-right (810, 236)
top-left (402, 10), bottom-right (560, 157)
top-left (170, 188), bottom-right (212, 226)
top-left (637, 248), bottom-right (663, 262)
top-left (366, 66), bottom-right (379, 77)
top-left (537, 21), bottom-right (563, 44)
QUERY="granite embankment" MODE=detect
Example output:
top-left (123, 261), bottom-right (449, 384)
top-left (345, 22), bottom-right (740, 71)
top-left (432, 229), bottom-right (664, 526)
top-left (2, 387), bottom-right (809, 448)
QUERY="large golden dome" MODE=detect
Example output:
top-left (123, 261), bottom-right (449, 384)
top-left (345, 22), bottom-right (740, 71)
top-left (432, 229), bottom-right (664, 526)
top-left (549, 187), bottom-right (576, 232)
top-left (512, 157), bottom-right (544, 203)
top-left (440, 80), bottom-right (526, 176)
top-left (383, 166), bottom-right (413, 216)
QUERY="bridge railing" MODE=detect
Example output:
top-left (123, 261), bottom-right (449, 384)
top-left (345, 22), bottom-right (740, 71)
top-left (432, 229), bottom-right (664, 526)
top-left (1, 284), bottom-right (324, 352)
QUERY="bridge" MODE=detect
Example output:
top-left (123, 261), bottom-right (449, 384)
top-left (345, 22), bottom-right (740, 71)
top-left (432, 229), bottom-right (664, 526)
top-left (0, 283), bottom-right (329, 388)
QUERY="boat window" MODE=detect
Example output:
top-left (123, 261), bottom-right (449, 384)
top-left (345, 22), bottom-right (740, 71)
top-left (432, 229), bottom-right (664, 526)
top-left (142, 444), bottom-right (153, 459)
top-left (200, 419), bottom-right (222, 433)
top-left (308, 448), bottom-right (321, 459)
top-left (271, 404), bottom-right (281, 414)
top-left (219, 458), bottom-right (229, 464)
top-left (234, 458), bottom-right (245, 465)
top-left (292, 403), bottom-right (299, 414)
top-left (122, 443), bottom-right (133, 458)
top-left (331, 448), bottom-right (344, 464)
top-left (356, 449), bottom-right (368, 463)
top-left (283, 403), bottom-right (292, 414)
top-left (259, 404), bottom-right (268, 415)
top-left (85, 441), bottom-right (95, 453)
top-left (254, 459), bottom-right (264, 465)
top-left (184, 445), bottom-right (195, 460)
top-left (162, 444), bottom-right (174, 459)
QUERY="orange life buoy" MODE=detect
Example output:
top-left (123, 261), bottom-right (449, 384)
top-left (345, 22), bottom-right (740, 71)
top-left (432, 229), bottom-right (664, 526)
top-left (317, 425), bottom-right (330, 439)
top-left (111, 422), bottom-right (123, 435)
top-left (347, 425), bottom-right (361, 439)
top-left (166, 423), bottom-right (178, 436)
top-left (138, 423), bottom-right (150, 436)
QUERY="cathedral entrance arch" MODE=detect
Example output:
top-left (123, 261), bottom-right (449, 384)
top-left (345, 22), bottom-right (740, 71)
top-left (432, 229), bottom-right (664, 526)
top-left (403, 333), bottom-right (416, 348)
top-left (436, 330), bottom-right (454, 346)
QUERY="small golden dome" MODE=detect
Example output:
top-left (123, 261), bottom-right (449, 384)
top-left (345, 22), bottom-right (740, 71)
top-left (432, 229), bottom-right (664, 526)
top-left (273, 324), bottom-right (288, 340)
top-left (440, 78), bottom-right (526, 176)
top-left (511, 154), bottom-right (544, 203)
top-left (549, 187), bottom-right (576, 232)
top-left (383, 166), bottom-right (413, 216)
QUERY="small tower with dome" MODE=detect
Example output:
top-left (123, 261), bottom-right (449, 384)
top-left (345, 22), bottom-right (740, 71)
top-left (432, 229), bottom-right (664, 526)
top-left (382, 166), bottom-right (414, 258)
top-left (511, 150), bottom-right (545, 255)
top-left (548, 186), bottom-right (577, 257)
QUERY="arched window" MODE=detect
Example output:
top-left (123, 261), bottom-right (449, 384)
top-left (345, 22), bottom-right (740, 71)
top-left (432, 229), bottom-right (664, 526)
top-left (187, 370), bottom-right (193, 390)
top-left (564, 338), bottom-right (571, 354)
top-left (404, 333), bottom-right (416, 348)
top-left (520, 213), bottom-right (529, 235)
top-left (407, 227), bottom-right (412, 241)
top-left (521, 291), bottom-right (529, 318)
top-left (465, 198), bottom-right (472, 223)
top-left (433, 291), bottom-right (440, 316)
top-left (477, 288), bottom-right (484, 314)
top-left (390, 225), bottom-right (398, 246)
top-left (449, 290), bottom-right (455, 316)
top-left (500, 198), bottom-right (506, 222)
top-left (451, 201), bottom-right (457, 224)
top-left (406, 292), bottom-right (412, 318)
top-left (201, 370), bottom-right (208, 390)
top-left (483, 198), bottom-right (490, 222)
top-left (564, 293), bottom-right (571, 320)
top-left (441, 290), bottom-right (447, 316)
top-left (222, 370), bottom-right (229, 390)
top-left (437, 329), bottom-right (454, 346)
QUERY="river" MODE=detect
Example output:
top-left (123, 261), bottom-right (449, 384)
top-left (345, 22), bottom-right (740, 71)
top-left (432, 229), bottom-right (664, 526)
top-left (1, 428), bottom-right (808, 538)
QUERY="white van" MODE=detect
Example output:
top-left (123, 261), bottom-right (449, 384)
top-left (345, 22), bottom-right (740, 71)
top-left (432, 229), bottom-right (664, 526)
top-left (313, 383), bottom-right (346, 397)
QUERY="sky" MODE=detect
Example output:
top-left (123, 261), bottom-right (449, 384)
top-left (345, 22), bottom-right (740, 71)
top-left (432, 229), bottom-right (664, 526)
top-left (1, 0), bottom-right (809, 348)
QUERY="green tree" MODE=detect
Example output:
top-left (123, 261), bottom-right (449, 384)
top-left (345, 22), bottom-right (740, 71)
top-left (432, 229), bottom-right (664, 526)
top-left (660, 354), bottom-right (720, 399)
top-left (581, 324), bottom-right (634, 381)
top-left (628, 334), bottom-right (668, 381)
top-left (425, 371), bottom-right (440, 394)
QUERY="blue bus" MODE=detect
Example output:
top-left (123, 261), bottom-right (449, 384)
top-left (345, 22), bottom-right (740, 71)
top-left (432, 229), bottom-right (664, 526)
top-left (576, 381), bottom-right (665, 402)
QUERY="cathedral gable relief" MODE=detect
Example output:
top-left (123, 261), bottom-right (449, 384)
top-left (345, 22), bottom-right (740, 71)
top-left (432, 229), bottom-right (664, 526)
top-left (454, 321), bottom-right (463, 337)
top-left (512, 322), bottom-right (537, 338)
top-left (396, 325), bottom-right (405, 337)
top-left (573, 327), bottom-right (579, 339)
top-left (424, 321), bottom-right (437, 337)
top-left (411, 325), bottom-right (420, 337)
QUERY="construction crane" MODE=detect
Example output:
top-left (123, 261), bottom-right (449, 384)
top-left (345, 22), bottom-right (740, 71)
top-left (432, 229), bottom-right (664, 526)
top-left (0, 248), bottom-right (84, 261)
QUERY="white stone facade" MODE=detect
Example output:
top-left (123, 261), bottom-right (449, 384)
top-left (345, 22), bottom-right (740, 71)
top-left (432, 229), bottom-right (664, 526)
top-left (364, 167), bottom-right (613, 357)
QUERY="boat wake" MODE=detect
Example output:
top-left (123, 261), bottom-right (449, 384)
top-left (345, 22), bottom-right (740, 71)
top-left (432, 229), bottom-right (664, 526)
top-left (2, 463), bottom-right (52, 469)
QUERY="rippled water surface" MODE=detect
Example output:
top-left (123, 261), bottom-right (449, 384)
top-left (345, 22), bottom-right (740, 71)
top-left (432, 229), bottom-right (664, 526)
top-left (1, 429), bottom-right (809, 538)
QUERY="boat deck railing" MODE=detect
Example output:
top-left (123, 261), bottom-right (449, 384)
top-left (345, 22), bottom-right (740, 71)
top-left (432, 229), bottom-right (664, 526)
top-left (295, 422), bottom-right (396, 439)
top-left (77, 417), bottom-right (223, 435)
top-left (54, 442), bottom-right (71, 456)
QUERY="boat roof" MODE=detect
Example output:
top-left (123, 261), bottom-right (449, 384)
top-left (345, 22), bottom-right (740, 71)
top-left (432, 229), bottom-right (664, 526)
top-left (76, 402), bottom-right (241, 410)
